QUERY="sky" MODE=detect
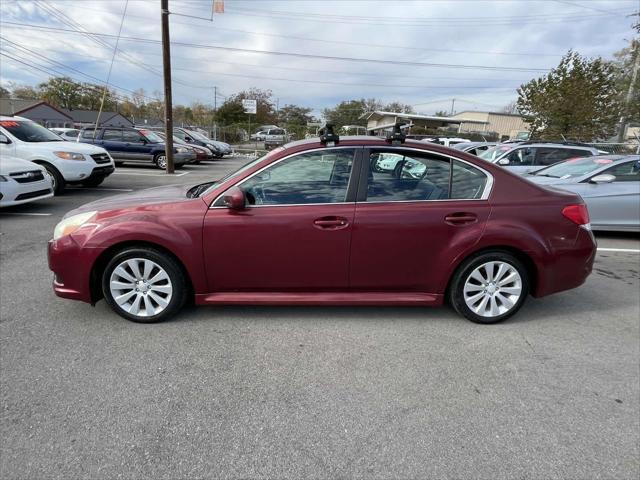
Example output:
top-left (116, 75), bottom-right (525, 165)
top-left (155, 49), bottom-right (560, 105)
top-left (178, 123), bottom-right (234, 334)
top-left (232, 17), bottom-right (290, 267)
top-left (0, 0), bottom-right (638, 118)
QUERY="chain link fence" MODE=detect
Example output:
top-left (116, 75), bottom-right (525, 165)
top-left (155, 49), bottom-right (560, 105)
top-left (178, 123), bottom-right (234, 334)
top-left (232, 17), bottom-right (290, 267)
top-left (586, 143), bottom-right (640, 155)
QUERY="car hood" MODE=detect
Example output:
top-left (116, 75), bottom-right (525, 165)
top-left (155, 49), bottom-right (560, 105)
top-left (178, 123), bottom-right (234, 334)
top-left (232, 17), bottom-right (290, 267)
top-left (525, 175), bottom-right (577, 185)
top-left (0, 155), bottom-right (46, 174)
top-left (33, 141), bottom-right (109, 155)
top-left (65, 183), bottom-right (197, 217)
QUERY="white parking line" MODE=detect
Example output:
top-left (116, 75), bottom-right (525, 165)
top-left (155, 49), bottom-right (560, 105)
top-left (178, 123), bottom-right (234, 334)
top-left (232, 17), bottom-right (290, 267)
top-left (597, 247), bottom-right (640, 253)
top-left (113, 171), bottom-right (190, 177)
top-left (0, 212), bottom-right (52, 216)
top-left (74, 187), bottom-right (134, 192)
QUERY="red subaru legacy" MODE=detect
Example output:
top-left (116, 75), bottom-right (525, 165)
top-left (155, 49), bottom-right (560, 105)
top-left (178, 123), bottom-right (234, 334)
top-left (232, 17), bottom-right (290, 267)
top-left (48, 132), bottom-right (596, 324)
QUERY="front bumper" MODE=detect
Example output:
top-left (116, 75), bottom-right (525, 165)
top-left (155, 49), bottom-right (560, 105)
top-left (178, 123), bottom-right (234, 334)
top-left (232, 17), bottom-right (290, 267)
top-left (0, 177), bottom-right (53, 207)
top-left (48, 235), bottom-right (102, 303)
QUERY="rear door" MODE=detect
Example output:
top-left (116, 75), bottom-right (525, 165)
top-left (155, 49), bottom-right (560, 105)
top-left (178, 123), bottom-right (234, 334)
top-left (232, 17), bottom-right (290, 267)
top-left (122, 129), bottom-right (153, 162)
top-left (349, 148), bottom-right (492, 294)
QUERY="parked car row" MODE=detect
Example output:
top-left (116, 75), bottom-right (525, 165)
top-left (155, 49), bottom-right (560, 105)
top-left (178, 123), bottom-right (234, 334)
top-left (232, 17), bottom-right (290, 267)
top-left (0, 116), bottom-right (233, 206)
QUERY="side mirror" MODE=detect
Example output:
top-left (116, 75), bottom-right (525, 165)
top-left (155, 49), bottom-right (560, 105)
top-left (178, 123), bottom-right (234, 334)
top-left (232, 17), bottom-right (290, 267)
top-left (222, 186), bottom-right (246, 210)
top-left (498, 158), bottom-right (510, 166)
top-left (0, 133), bottom-right (11, 144)
top-left (590, 174), bottom-right (615, 184)
top-left (185, 136), bottom-right (192, 142)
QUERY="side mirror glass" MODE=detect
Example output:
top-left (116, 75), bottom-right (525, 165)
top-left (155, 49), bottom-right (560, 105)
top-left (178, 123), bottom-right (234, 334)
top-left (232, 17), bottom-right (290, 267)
top-left (498, 158), bottom-right (510, 166)
top-left (0, 133), bottom-right (11, 144)
top-left (590, 174), bottom-right (615, 184)
top-left (222, 186), bottom-right (246, 210)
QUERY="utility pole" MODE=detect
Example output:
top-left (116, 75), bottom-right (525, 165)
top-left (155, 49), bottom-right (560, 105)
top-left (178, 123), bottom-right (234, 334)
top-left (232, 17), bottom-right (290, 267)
top-left (213, 86), bottom-right (217, 140)
top-left (450, 98), bottom-right (455, 116)
top-left (617, 39), bottom-right (639, 143)
top-left (161, 0), bottom-right (175, 174)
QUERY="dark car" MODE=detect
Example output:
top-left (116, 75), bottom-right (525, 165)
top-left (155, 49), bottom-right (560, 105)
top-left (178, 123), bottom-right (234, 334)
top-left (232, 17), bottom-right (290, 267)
top-left (49, 133), bottom-right (595, 324)
top-left (78, 127), bottom-right (194, 169)
top-left (172, 128), bottom-right (224, 159)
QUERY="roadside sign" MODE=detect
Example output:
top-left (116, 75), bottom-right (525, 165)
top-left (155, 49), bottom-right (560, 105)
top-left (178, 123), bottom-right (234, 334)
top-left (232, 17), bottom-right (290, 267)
top-left (242, 99), bottom-right (257, 114)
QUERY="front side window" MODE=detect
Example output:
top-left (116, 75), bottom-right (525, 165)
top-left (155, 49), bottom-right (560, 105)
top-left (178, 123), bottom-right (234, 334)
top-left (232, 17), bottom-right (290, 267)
top-left (602, 160), bottom-right (640, 182)
top-left (0, 119), bottom-right (63, 142)
top-left (139, 129), bottom-right (163, 143)
top-left (505, 147), bottom-right (536, 166)
top-left (240, 149), bottom-right (355, 205)
top-left (367, 151), bottom-right (451, 201)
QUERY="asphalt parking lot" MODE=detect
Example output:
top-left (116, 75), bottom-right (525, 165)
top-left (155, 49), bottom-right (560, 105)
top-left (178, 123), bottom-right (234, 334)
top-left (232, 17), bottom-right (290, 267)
top-left (1, 157), bottom-right (639, 479)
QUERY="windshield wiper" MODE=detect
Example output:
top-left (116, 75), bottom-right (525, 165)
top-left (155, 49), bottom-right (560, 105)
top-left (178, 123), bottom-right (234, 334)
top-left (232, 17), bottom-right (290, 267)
top-left (186, 181), bottom-right (216, 198)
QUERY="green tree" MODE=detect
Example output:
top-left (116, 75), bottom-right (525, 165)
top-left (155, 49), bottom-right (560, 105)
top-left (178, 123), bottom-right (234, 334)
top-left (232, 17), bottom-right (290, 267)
top-left (322, 99), bottom-right (368, 128)
top-left (38, 77), bottom-right (82, 109)
top-left (434, 110), bottom-right (449, 117)
top-left (517, 50), bottom-right (620, 140)
top-left (278, 104), bottom-right (314, 125)
top-left (10, 84), bottom-right (40, 100)
top-left (0, 85), bottom-right (9, 98)
top-left (216, 88), bottom-right (276, 126)
top-left (384, 101), bottom-right (414, 114)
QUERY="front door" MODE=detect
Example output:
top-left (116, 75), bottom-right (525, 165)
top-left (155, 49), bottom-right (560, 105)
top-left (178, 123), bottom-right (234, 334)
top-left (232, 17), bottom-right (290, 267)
top-left (349, 149), bottom-right (492, 294)
top-left (203, 147), bottom-right (359, 292)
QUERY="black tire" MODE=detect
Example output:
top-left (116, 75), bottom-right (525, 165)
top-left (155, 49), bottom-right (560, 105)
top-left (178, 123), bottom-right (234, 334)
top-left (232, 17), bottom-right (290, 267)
top-left (42, 163), bottom-right (66, 195)
top-left (81, 177), bottom-right (104, 187)
top-left (449, 251), bottom-right (529, 324)
top-left (101, 247), bottom-right (188, 323)
top-left (154, 153), bottom-right (167, 170)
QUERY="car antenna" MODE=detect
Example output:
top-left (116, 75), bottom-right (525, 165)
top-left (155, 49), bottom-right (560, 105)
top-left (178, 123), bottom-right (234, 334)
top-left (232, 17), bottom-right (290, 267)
top-left (386, 122), bottom-right (406, 145)
top-left (319, 123), bottom-right (339, 146)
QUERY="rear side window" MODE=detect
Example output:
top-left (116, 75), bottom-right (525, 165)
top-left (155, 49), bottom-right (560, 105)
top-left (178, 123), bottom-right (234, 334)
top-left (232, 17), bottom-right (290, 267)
top-left (102, 130), bottom-right (122, 141)
top-left (537, 147), bottom-right (592, 166)
top-left (366, 151), bottom-right (488, 202)
top-left (368, 152), bottom-right (450, 201)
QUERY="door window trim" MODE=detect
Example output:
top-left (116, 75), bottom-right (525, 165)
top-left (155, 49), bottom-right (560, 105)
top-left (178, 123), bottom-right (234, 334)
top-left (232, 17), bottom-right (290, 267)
top-left (358, 147), bottom-right (494, 203)
top-left (210, 146), bottom-right (363, 208)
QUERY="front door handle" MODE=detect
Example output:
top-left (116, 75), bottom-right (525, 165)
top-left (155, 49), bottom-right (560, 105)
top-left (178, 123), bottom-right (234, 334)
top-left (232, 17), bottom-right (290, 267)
top-left (444, 212), bottom-right (478, 226)
top-left (313, 216), bottom-right (349, 230)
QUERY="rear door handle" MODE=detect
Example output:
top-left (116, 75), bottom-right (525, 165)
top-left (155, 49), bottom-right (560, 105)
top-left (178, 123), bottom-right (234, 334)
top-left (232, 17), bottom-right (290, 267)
top-left (313, 216), bottom-right (349, 230)
top-left (444, 212), bottom-right (478, 226)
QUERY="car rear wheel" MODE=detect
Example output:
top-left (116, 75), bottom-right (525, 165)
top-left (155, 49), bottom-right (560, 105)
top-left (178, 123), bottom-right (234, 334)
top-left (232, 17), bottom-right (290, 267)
top-left (449, 251), bottom-right (529, 324)
top-left (43, 164), bottom-right (65, 195)
top-left (102, 247), bottom-right (187, 323)
top-left (154, 154), bottom-right (167, 169)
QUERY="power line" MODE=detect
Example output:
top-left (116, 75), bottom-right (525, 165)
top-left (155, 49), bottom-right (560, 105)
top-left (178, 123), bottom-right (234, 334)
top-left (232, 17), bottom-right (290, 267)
top-left (21, 2), bottom-right (567, 57)
top-left (0, 22), bottom-right (553, 72)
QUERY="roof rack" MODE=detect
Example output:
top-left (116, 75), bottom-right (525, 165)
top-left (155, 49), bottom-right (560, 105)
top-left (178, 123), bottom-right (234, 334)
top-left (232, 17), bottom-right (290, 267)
top-left (519, 140), bottom-right (591, 147)
top-left (386, 122), bottom-right (406, 145)
top-left (319, 123), bottom-right (339, 146)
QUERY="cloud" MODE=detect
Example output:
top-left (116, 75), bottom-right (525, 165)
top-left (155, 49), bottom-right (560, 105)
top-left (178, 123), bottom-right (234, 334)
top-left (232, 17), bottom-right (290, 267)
top-left (0, 0), bottom-right (636, 116)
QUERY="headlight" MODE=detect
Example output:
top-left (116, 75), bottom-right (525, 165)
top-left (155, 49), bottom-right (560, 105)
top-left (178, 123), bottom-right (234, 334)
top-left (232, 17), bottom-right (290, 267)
top-left (0, 175), bottom-right (8, 182)
top-left (176, 147), bottom-right (188, 153)
top-left (53, 211), bottom-right (97, 240)
top-left (54, 151), bottom-right (85, 161)
top-left (204, 147), bottom-right (214, 155)
top-left (207, 144), bottom-right (220, 152)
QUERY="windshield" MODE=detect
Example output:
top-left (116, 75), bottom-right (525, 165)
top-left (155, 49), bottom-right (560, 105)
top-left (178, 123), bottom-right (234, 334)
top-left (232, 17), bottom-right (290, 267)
top-left (138, 129), bottom-right (164, 143)
top-left (186, 130), bottom-right (210, 142)
top-left (0, 119), bottom-right (63, 142)
top-left (532, 156), bottom-right (617, 178)
top-left (188, 151), bottom-right (276, 198)
top-left (479, 145), bottom-right (514, 161)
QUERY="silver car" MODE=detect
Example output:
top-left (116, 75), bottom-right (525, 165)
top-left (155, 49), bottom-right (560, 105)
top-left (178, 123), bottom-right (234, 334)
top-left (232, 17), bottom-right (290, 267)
top-left (452, 141), bottom-right (498, 156)
top-left (526, 155), bottom-right (640, 232)
top-left (480, 142), bottom-right (600, 175)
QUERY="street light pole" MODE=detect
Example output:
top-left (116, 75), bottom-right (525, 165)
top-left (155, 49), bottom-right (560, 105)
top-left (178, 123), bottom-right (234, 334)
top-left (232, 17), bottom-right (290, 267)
top-left (161, 0), bottom-right (175, 174)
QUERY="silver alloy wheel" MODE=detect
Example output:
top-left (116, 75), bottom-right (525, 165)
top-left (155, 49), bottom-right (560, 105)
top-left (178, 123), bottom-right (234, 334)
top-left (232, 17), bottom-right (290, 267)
top-left (47, 170), bottom-right (57, 190)
top-left (156, 155), bottom-right (167, 169)
top-left (109, 258), bottom-right (173, 318)
top-left (463, 261), bottom-right (522, 318)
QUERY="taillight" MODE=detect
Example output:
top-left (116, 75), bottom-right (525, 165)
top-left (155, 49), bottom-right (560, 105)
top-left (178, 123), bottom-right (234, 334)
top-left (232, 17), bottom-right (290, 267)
top-left (562, 204), bottom-right (590, 225)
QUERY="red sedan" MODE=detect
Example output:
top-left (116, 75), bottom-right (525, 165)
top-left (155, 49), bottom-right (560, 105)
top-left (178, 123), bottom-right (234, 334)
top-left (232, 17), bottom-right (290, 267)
top-left (48, 132), bottom-right (596, 324)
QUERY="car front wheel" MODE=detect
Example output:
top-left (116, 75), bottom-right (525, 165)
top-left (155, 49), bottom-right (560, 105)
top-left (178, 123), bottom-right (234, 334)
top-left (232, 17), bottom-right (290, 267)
top-left (102, 247), bottom-right (187, 323)
top-left (449, 251), bottom-right (529, 324)
top-left (154, 154), bottom-right (167, 169)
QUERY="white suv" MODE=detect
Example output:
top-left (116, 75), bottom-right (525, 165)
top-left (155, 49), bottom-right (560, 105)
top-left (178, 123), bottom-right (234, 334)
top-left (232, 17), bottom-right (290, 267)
top-left (0, 116), bottom-right (115, 194)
